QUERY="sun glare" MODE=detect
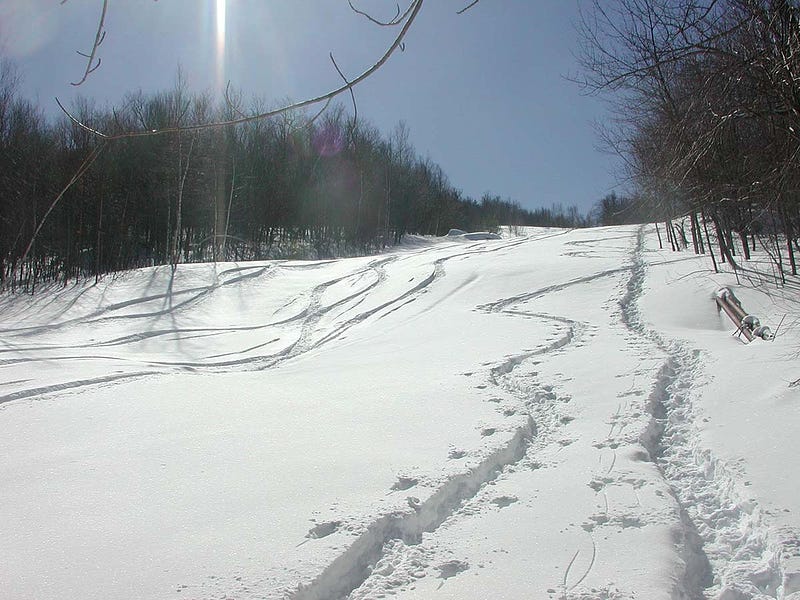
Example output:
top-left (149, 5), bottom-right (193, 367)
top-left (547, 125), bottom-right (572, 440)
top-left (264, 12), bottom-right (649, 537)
top-left (215, 0), bottom-right (227, 88)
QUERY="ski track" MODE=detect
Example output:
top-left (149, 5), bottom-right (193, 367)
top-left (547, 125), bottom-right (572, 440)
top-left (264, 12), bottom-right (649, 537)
top-left (0, 371), bottom-right (156, 406)
top-left (478, 266), bottom-right (633, 313)
top-left (0, 228), bottom-right (620, 598)
top-left (6, 228), bottom-right (790, 600)
top-left (0, 234), bottom-right (560, 407)
top-left (297, 244), bottom-right (608, 600)
top-left (334, 224), bottom-right (798, 600)
top-left (0, 264), bottom-right (277, 337)
top-left (291, 418), bottom-right (536, 600)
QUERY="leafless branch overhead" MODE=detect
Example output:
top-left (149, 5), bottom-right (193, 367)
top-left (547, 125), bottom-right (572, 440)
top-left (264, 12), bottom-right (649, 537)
top-left (457, 0), bottom-right (481, 15)
top-left (63, 0), bottom-right (108, 86)
top-left (57, 0), bottom-right (424, 139)
top-left (348, 1), bottom-right (409, 26)
top-left (329, 52), bottom-right (359, 130)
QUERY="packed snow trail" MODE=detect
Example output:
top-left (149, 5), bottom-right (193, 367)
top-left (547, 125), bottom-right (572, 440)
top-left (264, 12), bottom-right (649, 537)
top-left (631, 230), bottom-right (800, 599)
top-left (0, 226), bottom-right (798, 600)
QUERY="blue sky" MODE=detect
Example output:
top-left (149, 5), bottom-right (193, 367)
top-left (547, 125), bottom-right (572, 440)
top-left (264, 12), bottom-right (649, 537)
top-left (1, 0), bottom-right (622, 214)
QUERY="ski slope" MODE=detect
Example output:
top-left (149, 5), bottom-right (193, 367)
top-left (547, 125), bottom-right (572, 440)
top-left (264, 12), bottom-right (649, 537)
top-left (1, 226), bottom-right (798, 600)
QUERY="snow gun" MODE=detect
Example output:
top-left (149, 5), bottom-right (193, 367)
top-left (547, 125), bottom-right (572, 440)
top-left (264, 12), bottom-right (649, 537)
top-left (714, 287), bottom-right (773, 342)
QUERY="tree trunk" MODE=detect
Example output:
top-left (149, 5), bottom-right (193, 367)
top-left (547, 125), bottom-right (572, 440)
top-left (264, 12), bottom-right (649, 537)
top-left (666, 220), bottom-right (676, 251)
top-left (702, 211), bottom-right (718, 272)
top-left (738, 230), bottom-right (751, 260)
top-left (782, 209), bottom-right (797, 276)
top-left (95, 193), bottom-right (103, 284)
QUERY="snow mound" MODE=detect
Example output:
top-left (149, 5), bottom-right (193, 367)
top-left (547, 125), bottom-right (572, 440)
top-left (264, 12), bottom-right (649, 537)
top-left (445, 229), bottom-right (502, 240)
top-left (463, 232), bottom-right (502, 240)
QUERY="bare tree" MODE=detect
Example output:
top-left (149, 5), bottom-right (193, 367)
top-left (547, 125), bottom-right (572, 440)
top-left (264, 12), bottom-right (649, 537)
top-left (579, 0), bottom-right (800, 278)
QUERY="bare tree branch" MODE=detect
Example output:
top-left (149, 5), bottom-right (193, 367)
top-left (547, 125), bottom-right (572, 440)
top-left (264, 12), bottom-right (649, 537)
top-left (26, 0), bottom-right (424, 284)
top-left (17, 140), bottom-right (108, 269)
top-left (224, 81), bottom-right (333, 133)
top-left (330, 52), bottom-right (359, 132)
top-left (56, 0), bottom-right (424, 140)
top-left (224, 82), bottom-right (248, 121)
top-left (348, 1), bottom-right (409, 26)
top-left (63, 1), bottom-right (168, 85)
top-left (64, 0), bottom-right (108, 86)
top-left (457, 0), bottom-right (481, 15)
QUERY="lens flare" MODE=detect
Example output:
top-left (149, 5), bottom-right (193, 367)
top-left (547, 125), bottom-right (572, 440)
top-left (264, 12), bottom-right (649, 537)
top-left (215, 0), bottom-right (226, 89)
top-left (313, 123), bottom-right (345, 157)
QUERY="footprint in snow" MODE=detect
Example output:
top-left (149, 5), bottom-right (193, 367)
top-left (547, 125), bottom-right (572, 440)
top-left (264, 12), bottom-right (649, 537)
top-left (588, 476), bottom-right (614, 491)
top-left (436, 560), bottom-right (469, 586)
top-left (306, 520), bottom-right (340, 539)
top-left (591, 439), bottom-right (622, 451)
top-left (481, 427), bottom-right (497, 437)
top-left (491, 495), bottom-right (518, 509)
top-left (448, 448), bottom-right (467, 459)
top-left (407, 497), bottom-right (422, 511)
top-left (391, 476), bottom-right (419, 491)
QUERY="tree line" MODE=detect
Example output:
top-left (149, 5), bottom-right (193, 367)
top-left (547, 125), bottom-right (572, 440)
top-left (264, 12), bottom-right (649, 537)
top-left (580, 0), bottom-right (800, 280)
top-left (0, 61), bottom-right (589, 292)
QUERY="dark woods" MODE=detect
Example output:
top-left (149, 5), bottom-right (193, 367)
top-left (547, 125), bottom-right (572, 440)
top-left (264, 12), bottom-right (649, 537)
top-left (0, 61), bottom-right (590, 293)
top-left (580, 0), bottom-right (800, 280)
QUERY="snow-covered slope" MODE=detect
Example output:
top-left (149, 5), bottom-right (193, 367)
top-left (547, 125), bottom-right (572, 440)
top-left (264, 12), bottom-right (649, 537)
top-left (0, 226), bottom-right (797, 600)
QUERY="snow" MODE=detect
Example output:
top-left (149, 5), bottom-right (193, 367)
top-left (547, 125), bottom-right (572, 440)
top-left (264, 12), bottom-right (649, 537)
top-left (444, 229), bottom-right (502, 240)
top-left (0, 225), bottom-right (798, 600)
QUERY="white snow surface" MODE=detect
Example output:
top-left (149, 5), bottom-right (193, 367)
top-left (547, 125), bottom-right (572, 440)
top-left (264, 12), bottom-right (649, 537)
top-left (1, 225), bottom-right (798, 600)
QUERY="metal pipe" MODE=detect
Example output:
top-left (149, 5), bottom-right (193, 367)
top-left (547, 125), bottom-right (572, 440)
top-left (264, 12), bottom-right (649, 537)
top-left (714, 287), bottom-right (755, 342)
